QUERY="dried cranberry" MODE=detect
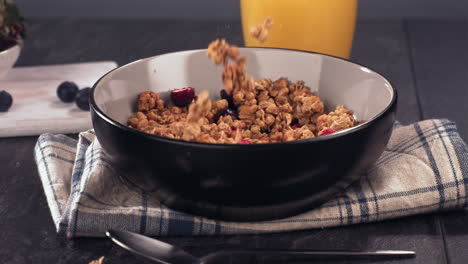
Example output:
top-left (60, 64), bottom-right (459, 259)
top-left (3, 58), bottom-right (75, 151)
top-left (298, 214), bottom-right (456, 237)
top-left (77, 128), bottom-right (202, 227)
top-left (239, 139), bottom-right (251, 144)
top-left (231, 126), bottom-right (237, 131)
top-left (220, 89), bottom-right (234, 108)
top-left (292, 124), bottom-right (301, 129)
top-left (170, 87), bottom-right (195, 107)
top-left (319, 128), bottom-right (336, 136)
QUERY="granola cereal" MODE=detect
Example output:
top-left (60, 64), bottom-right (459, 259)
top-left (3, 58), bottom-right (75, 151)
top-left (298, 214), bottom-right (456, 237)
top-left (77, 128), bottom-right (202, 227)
top-left (207, 39), bottom-right (240, 65)
top-left (316, 105), bottom-right (356, 135)
top-left (250, 17), bottom-right (274, 43)
top-left (127, 38), bottom-right (357, 144)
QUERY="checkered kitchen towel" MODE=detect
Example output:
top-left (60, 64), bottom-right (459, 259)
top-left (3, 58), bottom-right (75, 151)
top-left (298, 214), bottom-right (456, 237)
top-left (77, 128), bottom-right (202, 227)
top-left (34, 119), bottom-right (468, 238)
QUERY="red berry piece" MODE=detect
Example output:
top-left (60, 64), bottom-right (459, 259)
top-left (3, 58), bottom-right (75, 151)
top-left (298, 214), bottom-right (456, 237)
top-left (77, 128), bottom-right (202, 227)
top-left (231, 126), bottom-right (237, 131)
top-left (319, 128), bottom-right (336, 136)
top-left (170, 87), bottom-right (195, 107)
top-left (292, 124), bottom-right (301, 129)
top-left (239, 139), bottom-right (251, 144)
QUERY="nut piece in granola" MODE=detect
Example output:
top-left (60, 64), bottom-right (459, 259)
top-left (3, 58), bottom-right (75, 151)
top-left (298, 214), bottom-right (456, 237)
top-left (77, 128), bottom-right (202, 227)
top-left (250, 17), bottom-right (274, 43)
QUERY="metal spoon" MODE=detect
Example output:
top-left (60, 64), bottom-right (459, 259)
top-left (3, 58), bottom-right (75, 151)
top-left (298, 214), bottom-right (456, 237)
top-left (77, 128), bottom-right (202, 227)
top-left (106, 229), bottom-right (415, 264)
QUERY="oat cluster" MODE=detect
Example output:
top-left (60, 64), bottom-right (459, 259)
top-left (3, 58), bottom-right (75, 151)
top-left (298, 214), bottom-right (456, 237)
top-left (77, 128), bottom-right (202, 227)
top-left (206, 38), bottom-right (239, 66)
top-left (127, 39), bottom-right (357, 144)
top-left (250, 17), bottom-right (274, 43)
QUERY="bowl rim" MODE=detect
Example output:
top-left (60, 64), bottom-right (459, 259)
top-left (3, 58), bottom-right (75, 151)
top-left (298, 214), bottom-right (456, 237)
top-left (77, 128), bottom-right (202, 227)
top-left (90, 47), bottom-right (397, 148)
top-left (0, 43), bottom-right (19, 55)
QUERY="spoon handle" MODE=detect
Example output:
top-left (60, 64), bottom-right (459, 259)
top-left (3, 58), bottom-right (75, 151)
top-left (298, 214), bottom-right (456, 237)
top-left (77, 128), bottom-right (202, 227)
top-left (201, 249), bottom-right (415, 262)
top-left (244, 249), bottom-right (416, 256)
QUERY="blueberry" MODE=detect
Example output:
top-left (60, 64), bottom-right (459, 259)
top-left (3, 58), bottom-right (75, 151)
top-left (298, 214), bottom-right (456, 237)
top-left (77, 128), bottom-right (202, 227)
top-left (75, 87), bottom-right (91, 111)
top-left (220, 89), bottom-right (234, 108)
top-left (0, 90), bottom-right (13, 112)
top-left (57, 81), bottom-right (79, 103)
top-left (225, 108), bottom-right (238, 120)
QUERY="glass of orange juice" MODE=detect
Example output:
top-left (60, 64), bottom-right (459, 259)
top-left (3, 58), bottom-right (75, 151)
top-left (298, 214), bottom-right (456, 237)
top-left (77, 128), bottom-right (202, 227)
top-left (240, 0), bottom-right (358, 59)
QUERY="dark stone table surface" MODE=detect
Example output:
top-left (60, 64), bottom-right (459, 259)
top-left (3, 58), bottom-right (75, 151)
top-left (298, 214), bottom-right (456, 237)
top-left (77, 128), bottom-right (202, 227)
top-left (1, 18), bottom-right (468, 263)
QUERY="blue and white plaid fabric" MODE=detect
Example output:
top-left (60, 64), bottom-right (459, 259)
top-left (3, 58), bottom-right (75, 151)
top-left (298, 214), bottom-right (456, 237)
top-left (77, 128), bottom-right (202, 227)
top-left (34, 119), bottom-right (468, 238)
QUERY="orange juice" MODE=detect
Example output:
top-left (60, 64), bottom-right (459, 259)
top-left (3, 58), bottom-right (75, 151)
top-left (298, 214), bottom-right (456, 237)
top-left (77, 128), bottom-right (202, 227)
top-left (240, 0), bottom-right (357, 59)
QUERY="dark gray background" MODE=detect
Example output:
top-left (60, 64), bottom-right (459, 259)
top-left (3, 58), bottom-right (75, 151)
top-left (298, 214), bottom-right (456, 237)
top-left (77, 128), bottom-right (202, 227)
top-left (15, 0), bottom-right (468, 20)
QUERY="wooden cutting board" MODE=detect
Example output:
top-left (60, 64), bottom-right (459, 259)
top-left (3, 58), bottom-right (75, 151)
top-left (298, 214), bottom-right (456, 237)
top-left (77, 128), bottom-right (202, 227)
top-left (0, 61), bottom-right (118, 137)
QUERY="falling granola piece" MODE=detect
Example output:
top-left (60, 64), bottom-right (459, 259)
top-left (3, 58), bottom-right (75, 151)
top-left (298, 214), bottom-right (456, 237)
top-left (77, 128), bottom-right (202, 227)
top-left (222, 63), bottom-right (237, 95)
top-left (181, 91), bottom-right (212, 141)
top-left (250, 17), bottom-right (274, 43)
top-left (207, 38), bottom-right (240, 65)
top-left (222, 57), bottom-right (250, 96)
top-left (186, 91), bottom-right (212, 123)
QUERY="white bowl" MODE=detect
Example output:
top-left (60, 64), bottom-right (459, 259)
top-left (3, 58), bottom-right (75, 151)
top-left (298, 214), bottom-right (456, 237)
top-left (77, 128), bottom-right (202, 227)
top-left (0, 44), bottom-right (20, 79)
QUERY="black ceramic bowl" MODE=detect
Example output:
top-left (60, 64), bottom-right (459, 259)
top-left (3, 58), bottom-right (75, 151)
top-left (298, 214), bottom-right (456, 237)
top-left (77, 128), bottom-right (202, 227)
top-left (91, 48), bottom-right (397, 221)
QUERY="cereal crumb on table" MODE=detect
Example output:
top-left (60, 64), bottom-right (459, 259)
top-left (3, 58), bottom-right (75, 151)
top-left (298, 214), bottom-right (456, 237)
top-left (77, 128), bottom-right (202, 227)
top-left (88, 256), bottom-right (105, 264)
